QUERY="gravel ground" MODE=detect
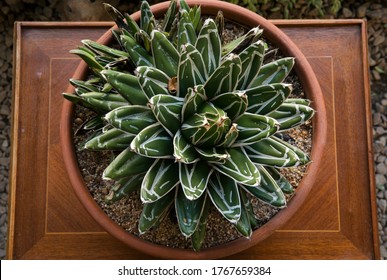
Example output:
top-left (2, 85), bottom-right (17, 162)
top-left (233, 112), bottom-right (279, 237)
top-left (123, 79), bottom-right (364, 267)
top-left (0, 0), bottom-right (385, 259)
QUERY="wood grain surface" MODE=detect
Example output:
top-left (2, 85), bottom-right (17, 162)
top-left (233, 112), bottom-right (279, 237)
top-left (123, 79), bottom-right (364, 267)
top-left (8, 20), bottom-right (379, 259)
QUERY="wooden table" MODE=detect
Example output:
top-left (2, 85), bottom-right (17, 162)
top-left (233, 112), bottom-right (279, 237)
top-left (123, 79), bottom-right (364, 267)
top-left (8, 20), bottom-right (380, 259)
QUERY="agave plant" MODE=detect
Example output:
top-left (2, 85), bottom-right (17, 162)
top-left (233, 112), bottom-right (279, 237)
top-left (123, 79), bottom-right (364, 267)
top-left (64, 0), bottom-right (314, 251)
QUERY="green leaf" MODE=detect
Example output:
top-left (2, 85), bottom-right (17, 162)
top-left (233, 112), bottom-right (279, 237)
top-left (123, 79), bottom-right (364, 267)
top-left (211, 147), bottom-right (260, 186)
top-left (285, 98), bottom-right (311, 106)
top-left (123, 12), bottom-right (141, 36)
top-left (149, 94), bottom-right (184, 135)
top-left (151, 30), bottom-right (179, 78)
top-left (101, 69), bottom-right (148, 105)
top-left (105, 174), bottom-right (144, 204)
top-left (83, 116), bottom-right (104, 130)
top-left (103, 147), bottom-right (154, 180)
top-left (222, 27), bottom-right (263, 56)
top-left (216, 123), bottom-right (239, 148)
top-left (175, 187), bottom-right (207, 237)
top-left (191, 196), bottom-right (210, 251)
top-left (179, 161), bottom-right (212, 200)
top-left (241, 165), bottom-right (286, 208)
top-left (105, 105), bottom-right (157, 134)
top-left (189, 5), bottom-right (201, 31)
top-left (82, 92), bottom-right (129, 112)
top-left (140, 0), bottom-right (155, 34)
top-left (195, 147), bottom-right (229, 164)
top-left (273, 136), bottom-right (311, 165)
top-left (264, 166), bottom-right (294, 194)
top-left (237, 40), bottom-right (265, 89)
top-left (204, 53), bottom-right (242, 99)
top-left (70, 49), bottom-right (104, 71)
top-left (181, 85), bottom-right (207, 122)
top-left (268, 103), bottom-right (315, 130)
top-left (173, 130), bottom-right (200, 164)
top-left (162, 0), bottom-right (177, 32)
top-left (244, 136), bottom-right (302, 167)
top-left (141, 159), bottom-right (179, 203)
top-left (82, 39), bottom-right (129, 58)
top-left (63, 93), bottom-right (96, 112)
top-left (177, 10), bottom-right (197, 49)
top-left (138, 190), bottom-right (174, 234)
top-left (246, 83), bottom-right (293, 115)
top-left (104, 3), bottom-right (132, 33)
top-left (181, 103), bottom-right (231, 147)
top-left (251, 57), bottom-right (295, 87)
top-left (179, 0), bottom-right (190, 12)
top-left (130, 123), bottom-right (174, 158)
top-left (234, 197), bottom-right (252, 238)
top-left (70, 79), bottom-right (99, 93)
top-left (137, 29), bottom-right (152, 52)
top-left (239, 188), bottom-right (259, 228)
top-left (210, 90), bottom-right (248, 120)
top-left (195, 19), bottom-right (221, 76)
top-left (136, 66), bottom-right (170, 99)
top-left (208, 172), bottom-right (241, 223)
top-left (120, 35), bottom-right (153, 67)
top-left (178, 44), bottom-right (207, 97)
top-left (83, 128), bottom-right (133, 151)
top-left (234, 113), bottom-right (279, 146)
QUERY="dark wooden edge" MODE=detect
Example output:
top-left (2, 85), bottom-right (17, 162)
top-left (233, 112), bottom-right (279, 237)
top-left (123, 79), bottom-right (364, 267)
top-left (360, 19), bottom-right (380, 260)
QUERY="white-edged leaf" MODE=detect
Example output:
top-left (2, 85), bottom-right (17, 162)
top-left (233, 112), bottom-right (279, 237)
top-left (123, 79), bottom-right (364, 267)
top-left (138, 190), bottom-right (174, 234)
top-left (264, 166), bottom-right (294, 194)
top-left (179, 160), bottom-right (213, 200)
top-left (181, 85), bottom-right (207, 122)
top-left (233, 113), bottom-right (279, 146)
top-left (103, 147), bottom-right (154, 180)
top-left (251, 57), bottom-right (295, 87)
top-left (151, 30), bottom-right (179, 78)
top-left (173, 130), bottom-right (200, 164)
top-left (178, 44), bottom-right (207, 97)
top-left (241, 165), bottom-right (286, 208)
top-left (195, 18), bottom-right (221, 76)
top-left (237, 40), bottom-right (266, 89)
top-left (211, 147), bottom-right (260, 186)
top-left (177, 10), bottom-right (197, 49)
top-left (136, 66), bottom-right (170, 99)
top-left (130, 123), bottom-right (174, 158)
top-left (204, 53), bottom-right (242, 99)
top-left (141, 159), bottom-right (179, 203)
top-left (83, 128), bottom-right (133, 151)
top-left (149, 94), bottom-right (184, 135)
top-left (175, 187), bottom-right (207, 237)
top-left (208, 172), bottom-right (241, 223)
top-left (210, 90), bottom-right (248, 120)
top-left (105, 105), bottom-right (157, 134)
top-left (244, 136), bottom-right (302, 167)
top-left (268, 103), bottom-right (315, 130)
top-left (246, 83), bottom-right (292, 115)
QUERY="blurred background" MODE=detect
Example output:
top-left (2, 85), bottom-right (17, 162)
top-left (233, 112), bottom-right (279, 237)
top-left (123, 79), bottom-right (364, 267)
top-left (0, 0), bottom-right (385, 259)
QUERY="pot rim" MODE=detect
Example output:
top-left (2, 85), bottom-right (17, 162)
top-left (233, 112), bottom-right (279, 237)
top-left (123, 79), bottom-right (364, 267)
top-left (60, 0), bottom-right (327, 259)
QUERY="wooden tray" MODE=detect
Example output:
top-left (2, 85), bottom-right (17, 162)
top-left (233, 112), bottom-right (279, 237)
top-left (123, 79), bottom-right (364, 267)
top-left (8, 20), bottom-right (380, 259)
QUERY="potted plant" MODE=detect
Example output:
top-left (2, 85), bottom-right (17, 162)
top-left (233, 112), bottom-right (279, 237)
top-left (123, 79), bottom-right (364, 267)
top-left (61, 0), bottom-right (326, 259)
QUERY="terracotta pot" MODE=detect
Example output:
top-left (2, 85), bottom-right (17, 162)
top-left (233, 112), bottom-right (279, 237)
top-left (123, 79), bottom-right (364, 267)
top-left (61, 0), bottom-right (327, 259)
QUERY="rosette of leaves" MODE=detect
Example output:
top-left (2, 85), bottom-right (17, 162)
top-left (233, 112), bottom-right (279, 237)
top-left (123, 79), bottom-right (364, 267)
top-left (64, 0), bottom-right (315, 251)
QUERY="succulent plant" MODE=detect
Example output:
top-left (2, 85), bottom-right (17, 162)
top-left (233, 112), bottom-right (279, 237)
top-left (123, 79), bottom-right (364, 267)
top-left (64, 0), bottom-right (315, 251)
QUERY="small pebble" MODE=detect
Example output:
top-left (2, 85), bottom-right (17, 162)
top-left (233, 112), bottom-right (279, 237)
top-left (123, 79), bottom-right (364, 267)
top-left (380, 246), bottom-right (387, 259)
top-left (379, 199), bottom-right (387, 214)
top-left (376, 162), bottom-right (387, 175)
top-left (376, 174), bottom-right (387, 186)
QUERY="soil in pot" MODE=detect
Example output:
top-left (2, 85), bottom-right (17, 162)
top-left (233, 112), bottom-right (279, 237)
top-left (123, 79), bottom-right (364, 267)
top-left (71, 19), bottom-right (313, 250)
